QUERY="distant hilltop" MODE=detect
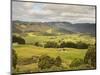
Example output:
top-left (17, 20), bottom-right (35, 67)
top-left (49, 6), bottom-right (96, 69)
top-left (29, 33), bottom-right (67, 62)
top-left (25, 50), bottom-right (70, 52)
top-left (12, 20), bottom-right (96, 36)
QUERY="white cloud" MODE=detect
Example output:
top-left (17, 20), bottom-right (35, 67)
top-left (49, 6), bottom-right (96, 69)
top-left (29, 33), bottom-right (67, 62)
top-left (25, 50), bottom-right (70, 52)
top-left (12, 1), bottom-right (96, 23)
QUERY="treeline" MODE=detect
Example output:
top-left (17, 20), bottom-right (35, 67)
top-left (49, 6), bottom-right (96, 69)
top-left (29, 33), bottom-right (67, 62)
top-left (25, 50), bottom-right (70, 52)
top-left (12, 35), bottom-right (25, 44)
top-left (35, 41), bottom-right (89, 49)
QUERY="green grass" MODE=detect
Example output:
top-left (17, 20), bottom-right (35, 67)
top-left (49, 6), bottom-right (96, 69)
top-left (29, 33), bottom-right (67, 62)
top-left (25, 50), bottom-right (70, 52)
top-left (13, 45), bottom-right (87, 61)
top-left (22, 33), bottom-right (95, 45)
top-left (12, 33), bottom-right (95, 73)
top-left (13, 44), bottom-right (87, 73)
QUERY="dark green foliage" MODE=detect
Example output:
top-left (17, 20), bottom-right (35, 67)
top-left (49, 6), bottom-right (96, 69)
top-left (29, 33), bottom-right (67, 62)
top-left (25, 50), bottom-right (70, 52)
top-left (70, 58), bottom-right (84, 67)
top-left (60, 41), bottom-right (88, 49)
top-left (44, 41), bottom-right (59, 48)
top-left (38, 55), bottom-right (53, 69)
top-left (60, 41), bottom-right (76, 48)
top-left (12, 35), bottom-right (25, 44)
top-left (44, 41), bottom-right (89, 49)
top-left (55, 56), bottom-right (62, 67)
top-left (34, 42), bottom-right (40, 46)
top-left (76, 41), bottom-right (88, 49)
top-left (38, 55), bottom-right (62, 69)
top-left (12, 49), bottom-right (17, 69)
top-left (84, 45), bottom-right (96, 67)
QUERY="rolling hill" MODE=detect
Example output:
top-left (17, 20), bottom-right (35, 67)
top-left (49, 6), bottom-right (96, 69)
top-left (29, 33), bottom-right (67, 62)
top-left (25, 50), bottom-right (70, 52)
top-left (12, 21), bottom-right (96, 36)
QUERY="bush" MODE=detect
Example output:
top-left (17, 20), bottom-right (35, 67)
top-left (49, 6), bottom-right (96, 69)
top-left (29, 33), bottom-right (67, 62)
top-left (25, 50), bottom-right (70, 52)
top-left (13, 35), bottom-right (25, 44)
top-left (38, 55), bottom-right (54, 69)
top-left (34, 42), bottom-right (43, 47)
top-left (76, 41), bottom-right (88, 49)
top-left (70, 58), bottom-right (84, 67)
top-left (60, 41), bottom-right (76, 48)
top-left (12, 49), bottom-right (17, 69)
top-left (55, 56), bottom-right (62, 67)
top-left (38, 55), bottom-right (62, 70)
top-left (84, 45), bottom-right (96, 67)
top-left (44, 41), bottom-right (59, 48)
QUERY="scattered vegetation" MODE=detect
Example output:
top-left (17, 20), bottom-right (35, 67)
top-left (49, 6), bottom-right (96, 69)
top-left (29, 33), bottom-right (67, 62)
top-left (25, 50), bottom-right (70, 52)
top-left (12, 33), bottom-right (96, 73)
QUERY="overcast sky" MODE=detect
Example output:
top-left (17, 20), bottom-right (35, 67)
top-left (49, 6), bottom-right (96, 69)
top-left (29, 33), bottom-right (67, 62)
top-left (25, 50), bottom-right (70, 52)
top-left (12, 1), bottom-right (96, 23)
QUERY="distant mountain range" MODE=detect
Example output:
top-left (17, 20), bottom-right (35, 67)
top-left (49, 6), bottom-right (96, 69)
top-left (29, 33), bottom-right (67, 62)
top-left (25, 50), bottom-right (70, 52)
top-left (12, 21), bottom-right (96, 36)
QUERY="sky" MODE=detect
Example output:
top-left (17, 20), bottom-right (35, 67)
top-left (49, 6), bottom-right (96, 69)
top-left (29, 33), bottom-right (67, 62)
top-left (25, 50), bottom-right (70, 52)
top-left (12, 1), bottom-right (96, 23)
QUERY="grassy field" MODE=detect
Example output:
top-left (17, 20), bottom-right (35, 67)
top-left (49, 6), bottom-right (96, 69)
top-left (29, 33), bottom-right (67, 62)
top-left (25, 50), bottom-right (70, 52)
top-left (13, 44), bottom-right (87, 73)
top-left (21, 33), bottom-right (95, 45)
top-left (12, 33), bottom-right (95, 73)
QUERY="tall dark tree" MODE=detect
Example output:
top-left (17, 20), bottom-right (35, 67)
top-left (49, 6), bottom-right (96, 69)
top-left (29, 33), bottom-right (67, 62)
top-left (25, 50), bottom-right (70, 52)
top-left (84, 45), bottom-right (96, 67)
top-left (12, 49), bottom-right (17, 69)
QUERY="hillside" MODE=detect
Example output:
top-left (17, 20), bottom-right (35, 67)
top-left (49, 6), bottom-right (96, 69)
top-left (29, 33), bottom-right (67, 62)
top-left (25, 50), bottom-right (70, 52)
top-left (12, 21), bottom-right (96, 35)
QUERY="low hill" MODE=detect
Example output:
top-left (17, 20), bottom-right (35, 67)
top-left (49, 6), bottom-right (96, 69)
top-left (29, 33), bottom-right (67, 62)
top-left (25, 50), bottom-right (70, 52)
top-left (12, 21), bottom-right (96, 36)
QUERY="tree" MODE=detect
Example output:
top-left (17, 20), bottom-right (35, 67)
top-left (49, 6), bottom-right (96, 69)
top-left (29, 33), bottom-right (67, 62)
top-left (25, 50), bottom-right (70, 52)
top-left (38, 55), bottom-right (54, 69)
top-left (34, 42), bottom-right (40, 46)
top-left (84, 45), bottom-right (96, 67)
top-left (60, 41), bottom-right (76, 48)
top-left (55, 56), bottom-right (62, 67)
top-left (12, 35), bottom-right (25, 44)
top-left (12, 49), bottom-right (17, 69)
top-left (76, 41), bottom-right (88, 49)
top-left (44, 41), bottom-right (59, 48)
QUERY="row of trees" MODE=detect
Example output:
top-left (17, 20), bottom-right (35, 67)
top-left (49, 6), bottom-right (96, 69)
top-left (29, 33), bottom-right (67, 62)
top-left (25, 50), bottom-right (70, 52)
top-left (44, 41), bottom-right (88, 49)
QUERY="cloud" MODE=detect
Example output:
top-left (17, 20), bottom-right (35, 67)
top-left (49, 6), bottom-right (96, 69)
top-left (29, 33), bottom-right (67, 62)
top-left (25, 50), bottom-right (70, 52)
top-left (12, 1), bottom-right (95, 23)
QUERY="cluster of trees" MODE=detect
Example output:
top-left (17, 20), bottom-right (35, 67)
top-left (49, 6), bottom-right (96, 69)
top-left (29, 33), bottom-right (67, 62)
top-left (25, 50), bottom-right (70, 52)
top-left (70, 45), bottom-right (96, 69)
top-left (44, 41), bottom-right (59, 48)
top-left (38, 55), bottom-right (62, 70)
top-left (43, 41), bottom-right (88, 49)
top-left (12, 35), bottom-right (25, 44)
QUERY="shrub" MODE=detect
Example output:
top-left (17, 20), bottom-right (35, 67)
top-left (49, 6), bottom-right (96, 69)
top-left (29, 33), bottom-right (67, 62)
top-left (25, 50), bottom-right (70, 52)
top-left (60, 41), bottom-right (76, 48)
top-left (12, 35), bottom-right (25, 44)
top-left (70, 58), bottom-right (84, 67)
top-left (38, 55), bottom-right (54, 69)
top-left (34, 42), bottom-right (43, 47)
top-left (55, 56), bottom-right (62, 67)
top-left (34, 42), bottom-right (40, 46)
top-left (84, 45), bottom-right (96, 67)
top-left (76, 41), bottom-right (88, 49)
top-left (44, 41), bottom-right (59, 48)
top-left (12, 49), bottom-right (17, 69)
top-left (38, 55), bottom-right (62, 70)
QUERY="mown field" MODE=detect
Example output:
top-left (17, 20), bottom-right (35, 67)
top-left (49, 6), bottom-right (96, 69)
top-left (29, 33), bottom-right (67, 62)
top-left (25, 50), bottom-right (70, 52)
top-left (12, 33), bottom-right (96, 73)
